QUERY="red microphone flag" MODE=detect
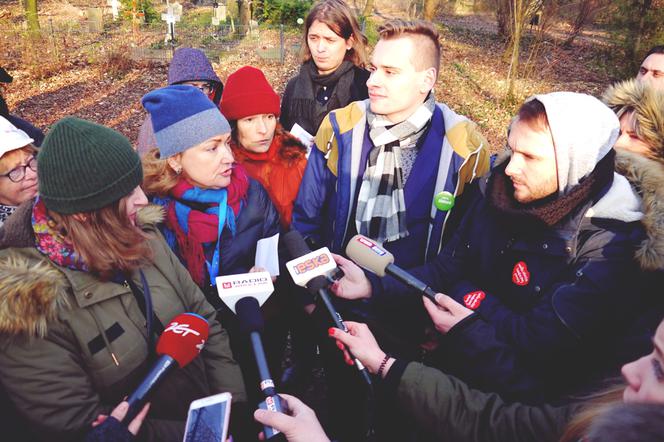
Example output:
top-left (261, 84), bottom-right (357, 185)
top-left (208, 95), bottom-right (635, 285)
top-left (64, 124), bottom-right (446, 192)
top-left (156, 313), bottom-right (209, 367)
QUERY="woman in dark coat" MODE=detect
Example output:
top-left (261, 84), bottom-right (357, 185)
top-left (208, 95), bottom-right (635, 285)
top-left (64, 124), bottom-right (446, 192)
top-left (141, 85), bottom-right (282, 438)
top-left (280, 0), bottom-right (370, 141)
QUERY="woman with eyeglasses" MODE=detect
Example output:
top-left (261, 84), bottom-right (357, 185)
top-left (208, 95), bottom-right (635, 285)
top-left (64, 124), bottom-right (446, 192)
top-left (136, 48), bottom-right (224, 156)
top-left (0, 116), bottom-right (38, 226)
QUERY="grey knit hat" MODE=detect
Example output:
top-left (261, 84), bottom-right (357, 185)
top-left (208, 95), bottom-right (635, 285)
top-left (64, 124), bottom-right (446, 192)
top-left (141, 85), bottom-right (231, 158)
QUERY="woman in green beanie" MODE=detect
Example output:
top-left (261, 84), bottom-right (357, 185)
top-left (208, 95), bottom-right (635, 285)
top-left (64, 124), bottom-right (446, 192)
top-left (0, 116), bottom-right (247, 441)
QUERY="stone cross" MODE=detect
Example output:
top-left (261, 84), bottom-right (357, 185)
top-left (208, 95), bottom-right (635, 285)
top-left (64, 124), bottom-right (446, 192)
top-left (161, 4), bottom-right (181, 42)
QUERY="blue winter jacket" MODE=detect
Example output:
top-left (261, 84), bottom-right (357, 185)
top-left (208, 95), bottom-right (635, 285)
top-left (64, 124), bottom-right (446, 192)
top-left (370, 156), bottom-right (651, 403)
top-left (292, 99), bottom-right (490, 268)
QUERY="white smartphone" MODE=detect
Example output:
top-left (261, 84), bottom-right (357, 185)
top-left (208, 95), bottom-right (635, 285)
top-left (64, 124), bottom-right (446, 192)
top-left (183, 392), bottom-right (232, 442)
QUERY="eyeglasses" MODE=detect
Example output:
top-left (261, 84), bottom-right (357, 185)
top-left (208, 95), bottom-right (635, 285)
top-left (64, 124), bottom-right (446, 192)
top-left (0, 156), bottom-right (37, 183)
top-left (186, 82), bottom-right (215, 95)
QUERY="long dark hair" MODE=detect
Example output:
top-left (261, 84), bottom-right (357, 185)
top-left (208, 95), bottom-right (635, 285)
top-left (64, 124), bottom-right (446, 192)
top-left (300, 0), bottom-right (368, 68)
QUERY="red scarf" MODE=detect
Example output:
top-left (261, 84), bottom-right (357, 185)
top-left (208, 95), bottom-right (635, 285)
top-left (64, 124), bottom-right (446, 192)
top-left (166, 164), bottom-right (249, 286)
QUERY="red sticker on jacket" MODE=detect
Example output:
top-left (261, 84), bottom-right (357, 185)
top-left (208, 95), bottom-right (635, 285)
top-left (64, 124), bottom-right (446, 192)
top-left (512, 261), bottom-right (530, 286)
top-left (463, 291), bottom-right (485, 310)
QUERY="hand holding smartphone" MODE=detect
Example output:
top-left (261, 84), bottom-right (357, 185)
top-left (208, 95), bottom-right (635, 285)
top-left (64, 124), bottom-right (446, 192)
top-left (183, 392), bottom-right (232, 442)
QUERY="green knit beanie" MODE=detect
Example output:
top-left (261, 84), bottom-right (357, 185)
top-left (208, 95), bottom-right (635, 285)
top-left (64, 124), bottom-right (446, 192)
top-left (38, 117), bottom-right (143, 214)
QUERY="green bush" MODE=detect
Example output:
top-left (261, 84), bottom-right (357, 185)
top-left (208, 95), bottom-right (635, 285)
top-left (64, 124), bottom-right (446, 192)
top-left (254, 0), bottom-right (313, 28)
top-left (120, 0), bottom-right (159, 24)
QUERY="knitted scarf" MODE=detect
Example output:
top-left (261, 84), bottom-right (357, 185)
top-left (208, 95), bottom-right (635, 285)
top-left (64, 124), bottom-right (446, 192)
top-left (488, 149), bottom-right (616, 230)
top-left (0, 203), bottom-right (16, 227)
top-left (289, 60), bottom-right (356, 135)
top-left (162, 165), bottom-right (250, 287)
top-left (32, 197), bottom-right (88, 272)
top-left (355, 94), bottom-right (435, 243)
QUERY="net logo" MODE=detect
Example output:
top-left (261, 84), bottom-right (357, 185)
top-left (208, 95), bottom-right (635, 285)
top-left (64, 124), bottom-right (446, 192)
top-left (293, 253), bottom-right (330, 275)
top-left (222, 282), bottom-right (232, 289)
top-left (357, 236), bottom-right (387, 256)
top-left (165, 322), bottom-right (202, 337)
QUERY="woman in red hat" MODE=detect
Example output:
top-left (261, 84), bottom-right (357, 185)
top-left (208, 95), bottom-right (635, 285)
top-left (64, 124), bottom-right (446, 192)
top-left (220, 66), bottom-right (307, 229)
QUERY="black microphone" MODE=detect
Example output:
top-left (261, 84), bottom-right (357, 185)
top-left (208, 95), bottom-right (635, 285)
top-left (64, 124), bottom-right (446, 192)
top-left (345, 234), bottom-right (438, 303)
top-left (283, 230), bottom-right (372, 388)
top-left (236, 297), bottom-right (284, 439)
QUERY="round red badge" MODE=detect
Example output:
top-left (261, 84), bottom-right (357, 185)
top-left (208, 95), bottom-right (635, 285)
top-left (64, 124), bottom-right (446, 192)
top-left (463, 291), bottom-right (486, 310)
top-left (512, 261), bottom-right (530, 286)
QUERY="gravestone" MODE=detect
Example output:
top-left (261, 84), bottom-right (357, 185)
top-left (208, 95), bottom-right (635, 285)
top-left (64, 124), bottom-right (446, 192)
top-left (212, 1), bottom-right (226, 26)
top-left (87, 7), bottom-right (103, 32)
top-left (107, 0), bottom-right (120, 20)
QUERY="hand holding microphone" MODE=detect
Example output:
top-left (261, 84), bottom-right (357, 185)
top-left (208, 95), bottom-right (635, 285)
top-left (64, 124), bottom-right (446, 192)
top-left (123, 313), bottom-right (209, 424)
top-left (328, 322), bottom-right (395, 379)
top-left (283, 231), bottom-right (372, 387)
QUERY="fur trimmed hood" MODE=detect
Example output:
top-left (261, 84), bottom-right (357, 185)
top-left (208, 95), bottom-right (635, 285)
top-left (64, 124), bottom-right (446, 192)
top-left (616, 150), bottom-right (664, 271)
top-left (602, 79), bottom-right (664, 163)
top-left (0, 201), bottom-right (165, 337)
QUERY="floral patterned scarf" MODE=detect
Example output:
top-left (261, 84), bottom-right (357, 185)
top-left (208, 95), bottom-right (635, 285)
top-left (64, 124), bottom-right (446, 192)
top-left (32, 197), bottom-right (88, 272)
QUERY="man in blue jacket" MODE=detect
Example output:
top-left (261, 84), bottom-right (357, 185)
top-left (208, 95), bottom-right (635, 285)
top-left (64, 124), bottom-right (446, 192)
top-left (290, 18), bottom-right (490, 440)
top-left (333, 92), bottom-right (653, 405)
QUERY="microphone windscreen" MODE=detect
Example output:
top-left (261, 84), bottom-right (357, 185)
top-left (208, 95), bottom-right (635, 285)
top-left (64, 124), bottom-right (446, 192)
top-left (236, 296), bottom-right (265, 334)
top-left (345, 235), bottom-right (395, 277)
top-left (283, 230), bottom-right (311, 259)
top-left (156, 313), bottom-right (209, 367)
top-left (307, 275), bottom-right (328, 292)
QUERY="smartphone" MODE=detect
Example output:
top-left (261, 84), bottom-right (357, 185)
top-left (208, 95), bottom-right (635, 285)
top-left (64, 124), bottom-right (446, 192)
top-left (183, 392), bottom-right (232, 442)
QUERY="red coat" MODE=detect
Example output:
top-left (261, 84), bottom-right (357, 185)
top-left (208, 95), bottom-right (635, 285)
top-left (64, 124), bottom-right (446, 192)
top-left (231, 127), bottom-right (307, 228)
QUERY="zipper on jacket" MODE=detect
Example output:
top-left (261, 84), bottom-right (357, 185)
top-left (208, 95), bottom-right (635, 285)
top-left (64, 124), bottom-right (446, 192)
top-left (434, 141), bottom-right (484, 258)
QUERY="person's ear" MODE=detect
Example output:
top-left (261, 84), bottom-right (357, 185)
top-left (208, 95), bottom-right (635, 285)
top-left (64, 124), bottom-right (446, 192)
top-left (166, 155), bottom-right (183, 175)
top-left (420, 67), bottom-right (437, 94)
top-left (346, 35), bottom-right (354, 51)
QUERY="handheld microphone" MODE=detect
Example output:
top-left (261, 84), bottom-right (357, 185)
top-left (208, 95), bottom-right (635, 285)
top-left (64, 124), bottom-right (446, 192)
top-left (345, 234), bottom-right (438, 303)
top-left (283, 230), bottom-right (372, 388)
top-left (236, 296), bottom-right (284, 439)
top-left (123, 313), bottom-right (209, 424)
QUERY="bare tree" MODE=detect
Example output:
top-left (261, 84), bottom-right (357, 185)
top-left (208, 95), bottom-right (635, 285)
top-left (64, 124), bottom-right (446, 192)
top-left (505, 0), bottom-right (543, 98)
top-left (24, 0), bottom-right (40, 32)
top-left (362, 0), bottom-right (374, 17)
top-left (563, 0), bottom-right (607, 47)
top-left (424, 0), bottom-right (439, 20)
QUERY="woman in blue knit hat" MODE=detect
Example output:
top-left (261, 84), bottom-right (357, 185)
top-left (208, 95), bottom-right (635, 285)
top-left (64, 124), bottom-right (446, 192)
top-left (136, 48), bottom-right (224, 155)
top-left (141, 85), bottom-right (286, 433)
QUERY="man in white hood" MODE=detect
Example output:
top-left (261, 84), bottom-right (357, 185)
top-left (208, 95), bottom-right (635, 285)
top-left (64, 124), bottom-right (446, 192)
top-left (332, 92), bottom-right (651, 404)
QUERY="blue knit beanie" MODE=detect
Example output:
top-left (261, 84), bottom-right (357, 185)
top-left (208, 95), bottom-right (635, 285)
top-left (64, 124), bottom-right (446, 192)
top-left (141, 85), bottom-right (231, 158)
top-left (168, 48), bottom-right (221, 85)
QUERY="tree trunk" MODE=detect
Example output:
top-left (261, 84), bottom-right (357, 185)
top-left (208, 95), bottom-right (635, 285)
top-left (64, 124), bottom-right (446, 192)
top-left (24, 0), bottom-right (40, 32)
top-left (563, 0), bottom-right (605, 47)
top-left (362, 0), bottom-right (374, 17)
top-left (238, 0), bottom-right (250, 36)
top-left (424, 0), bottom-right (439, 20)
top-left (495, 0), bottom-right (509, 39)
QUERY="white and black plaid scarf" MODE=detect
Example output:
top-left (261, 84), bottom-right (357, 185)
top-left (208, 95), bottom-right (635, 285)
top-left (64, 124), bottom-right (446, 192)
top-left (355, 94), bottom-right (435, 243)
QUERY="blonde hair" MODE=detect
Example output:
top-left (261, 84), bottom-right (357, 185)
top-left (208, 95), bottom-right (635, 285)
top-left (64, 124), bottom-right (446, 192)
top-left (0, 145), bottom-right (37, 174)
top-left (377, 19), bottom-right (441, 76)
top-left (558, 384), bottom-right (625, 442)
top-left (50, 197), bottom-right (153, 280)
top-left (141, 148), bottom-right (180, 197)
top-left (301, 0), bottom-right (368, 68)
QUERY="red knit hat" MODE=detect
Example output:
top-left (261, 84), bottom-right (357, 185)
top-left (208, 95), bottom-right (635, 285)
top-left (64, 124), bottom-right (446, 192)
top-left (220, 66), bottom-right (280, 120)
